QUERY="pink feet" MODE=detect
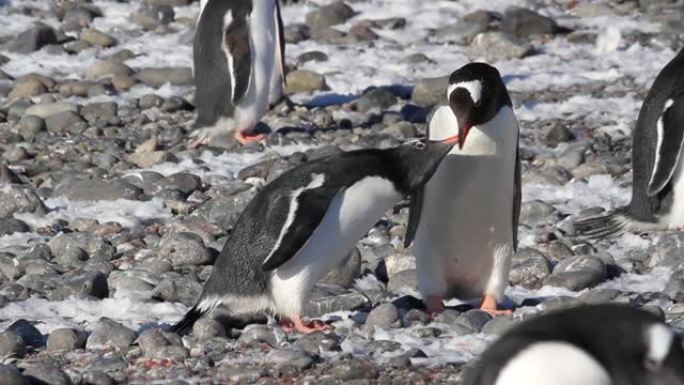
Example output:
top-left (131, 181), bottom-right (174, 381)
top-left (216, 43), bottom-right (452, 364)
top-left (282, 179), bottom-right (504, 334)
top-left (479, 294), bottom-right (512, 317)
top-left (425, 295), bottom-right (445, 318)
top-left (234, 130), bottom-right (265, 145)
top-left (279, 316), bottom-right (332, 334)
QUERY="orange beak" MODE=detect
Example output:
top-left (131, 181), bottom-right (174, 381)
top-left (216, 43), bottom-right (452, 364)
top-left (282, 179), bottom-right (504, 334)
top-left (439, 134), bottom-right (460, 145)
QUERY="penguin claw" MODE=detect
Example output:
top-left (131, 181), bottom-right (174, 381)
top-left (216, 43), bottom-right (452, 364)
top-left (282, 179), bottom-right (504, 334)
top-left (234, 130), bottom-right (266, 145)
top-left (480, 294), bottom-right (512, 317)
top-left (279, 316), bottom-right (332, 334)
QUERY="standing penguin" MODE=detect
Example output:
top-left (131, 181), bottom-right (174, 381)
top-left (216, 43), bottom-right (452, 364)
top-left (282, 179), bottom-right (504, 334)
top-left (576, 48), bottom-right (684, 237)
top-left (191, 0), bottom-right (286, 146)
top-left (171, 136), bottom-right (459, 334)
top-left (464, 304), bottom-right (684, 385)
top-left (405, 62), bottom-right (521, 316)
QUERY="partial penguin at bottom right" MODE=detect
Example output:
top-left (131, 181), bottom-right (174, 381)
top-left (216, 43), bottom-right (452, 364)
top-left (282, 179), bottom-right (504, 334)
top-left (463, 304), bottom-right (684, 385)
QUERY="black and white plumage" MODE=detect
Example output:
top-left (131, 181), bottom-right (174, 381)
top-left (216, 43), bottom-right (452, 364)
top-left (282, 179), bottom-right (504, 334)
top-left (576, 48), bottom-right (684, 238)
top-left (405, 63), bottom-right (521, 315)
top-left (191, 0), bottom-right (286, 146)
top-left (464, 304), bottom-right (684, 385)
top-left (171, 137), bottom-right (458, 334)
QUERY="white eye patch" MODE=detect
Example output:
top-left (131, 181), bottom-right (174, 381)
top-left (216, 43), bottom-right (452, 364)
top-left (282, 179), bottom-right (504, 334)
top-left (447, 80), bottom-right (482, 104)
top-left (644, 323), bottom-right (674, 370)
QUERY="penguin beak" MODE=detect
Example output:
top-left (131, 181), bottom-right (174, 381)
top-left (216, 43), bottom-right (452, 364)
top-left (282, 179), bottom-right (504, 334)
top-left (449, 89), bottom-right (475, 150)
top-left (439, 135), bottom-right (460, 145)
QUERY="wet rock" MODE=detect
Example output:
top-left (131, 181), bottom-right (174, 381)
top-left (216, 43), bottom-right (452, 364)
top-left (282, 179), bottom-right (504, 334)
top-left (135, 67), bottom-right (193, 88)
top-left (502, 7), bottom-right (562, 38)
top-left (0, 364), bottom-right (29, 385)
top-left (297, 51), bottom-right (329, 64)
top-left (24, 102), bottom-right (78, 119)
top-left (545, 256), bottom-right (606, 290)
top-left (292, 332), bottom-right (341, 354)
top-left (284, 24), bottom-right (310, 44)
top-left (509, 248), bottom-right (551, 289)
top-left (519, 200), bottom-right (556, 226)
top-left (159, 232), bottom-right (213, 266)
top-left (45, 111), bottom-right (87, 134)
top-left (267, 348), bottom-right (314, 370)
top-left (321, 247), bottom-right (361, 287)
top-left (349, 23), bottom-right (379, 41)
top-left (152, 277), bottom-right (202, 306)
top-left (54, 178), bottom-right (143, 201)
top-left (305, 285), bottom-right (371, 317)
top-left (9, 23), bottom-right (59, 54)
top-left (0, 218), bottom-right (30, 236)
top-left (544, 124), bottom-right (574, 147)
top-left (412, 76), bottom-right (448, 107)
top-left (86, 60), bottom-right (134, 79)
top-left (306, 1), bottom-right (355, 28)
top-left (192, 188), bottom-right (258, 231)
top-left (0, 331), bottom-right (25, 358)
top-left (468, 32), bottom-right (533, 62)
top-left (86, 318), bottom-right (136, 351)
top-left (191, 318), bottom-right (226, 340)
top-left (47, 328), bottom-right (85, 352)
top-left (81, 102), bottom-right (117, 123)
top-left (355, 88), bottom-right (398, 112)
top-left (365, 303), bottom-right (401, 330)
top-left (49, 233), bottom-right (115, 263)
top-left (0, 167), bottom-right (48, 218)
top-left (80, 28), bottom-right (116, 47)
top-left (286, 70), bottom-right (328, 93)
top-left (22, 363), bottom-right (72, 385)
top-left (56, 270), bottom-right (109, 299)
top-left (62, 6), bottom-right (100, 30)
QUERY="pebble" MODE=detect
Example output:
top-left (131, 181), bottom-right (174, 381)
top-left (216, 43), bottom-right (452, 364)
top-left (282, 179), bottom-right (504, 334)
top-left (509, 248), bottom-right (552, 288)
top-left (86, 60), bottom-right (134, 79)
top-left (266, 348), bottom-right (314, 370)
top-left (365, 303), bottom-right (402, 330)
top-left (152, 276), bottom-right (203, 306)
top-left (9, 23), bottom-right (58, 54)
top-left (22, 363), bottom-right (72, 385)
top-left (0, 331), bottom-right (25, 358)
top-left (354, 88), bottom-right (398, 112)
top-left (86, 318), bottom-right (136, 351)
top-left (0, 364), bottom-right (29, 385)
top-left (238, 324), bottom-right (280, 347)
top-left (191, 318), bottom-right (227, 340)
top-left (80, 28), bottom-right (117, 47)
top-left (501, 7), bottom-right (562, 38)
top-left (286, 70), bottom-right (328, 93)
top-left (306, 1), bottom-right (356, 28)
top-left (159, 232), bottom-right (213, 266)
top-left (216, 365), bottom-right (265, 383)
top-left (468, 32), bottom-right (533, 62)
top-left (545, 256), bottom-right (607, 290)
top-left (47, 328), bottom-right (85, 352)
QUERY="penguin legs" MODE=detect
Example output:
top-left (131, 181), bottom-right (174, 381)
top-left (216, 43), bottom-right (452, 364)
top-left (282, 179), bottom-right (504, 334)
top-left (479, 244), bottom-right (513, 316)
top-left (425, 295), bottom-right (445, 316)
top-left (279, 316), bottom-right (331, 334)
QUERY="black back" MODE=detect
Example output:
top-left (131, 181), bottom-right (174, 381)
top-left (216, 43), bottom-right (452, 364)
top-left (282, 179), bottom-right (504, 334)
top-left (193, 0), bottom-right (252, 127)
top-left (628, 48), bottom-right (684, 221)
top-left (465, 304), bottom-right (684, 385)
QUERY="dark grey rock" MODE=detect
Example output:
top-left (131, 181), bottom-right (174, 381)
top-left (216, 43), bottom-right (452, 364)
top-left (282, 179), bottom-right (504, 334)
top-left (665, 269), bottom-right (684, 301)
top-left (306, 1), bottom-right (355, 28)
top-left (191, 188), bottom-right (258, 231)
top-left (297, 51), bottom-right (329, 64)
top-left (0, 218), bottom-right (29, 236)
top-left (519, 200), bottom-right (556, 226)
top-left (468, 32), bottom-right (533, 62)
top-left (6, 320), bottom-right (43, 348)
top-left (151, 276), bottom-right (202, 306)
top-left (45, 111), bottom-right (87, 134)
top-left (160, 96), bottom-right (193, 112)
top-left (0, 364), bottom-right (29, 385)
top-left (284, 23), bottom-right (310, 44)
top-left (578, 288), bottom-right (620, 304)
top-left (292, 332), bottom-right (341, 355)
top-left (331, 358), bottom-right (378, 380)
top-left (139, 94), bottom-right (164, 109)
top-left (544, 124), bottom-right (575, 147)
top-left (47, 328), bottom-right (85, 352)
top-left (135, 67), bottom-right (193, 88)
top-left (9, 23), bottom-right (59, 54)
top-left (509, 248), bottom-right (551, 289)
top-left (545, 256), bottom-right (606, 290)
top-left (22, 363), bottom-right (72, 385)
top-left (49, 233), bottom-right (115, 263)
top-left (481, 315), bottom-right (517, 335)
top-left (62, 6), bottom-right (100, 30)
top-left (56, 270), bottom-right (109, 299)
top-left (321, 247), bottom-right (361, 287)
top-left (305, 285), bottom-right (371, 317)
top-left (238, 324), bottom-right (280, 347)
top-left (191, 318), bottom-right (226, 340)
top-left (365, 303), bottom-right (401, 330)
top-left (159, 232), bottom-right (213, 266)
top-left (502, 7), bottom-right (561, 38)
top-left (463, 10), bottom-right (502, 28)
top-left (0, 331), bottom-right (25, 358)
top-left (81, 102), bottom-right (117, 123)
top-left (457, 310), bottom-right (493, 333)
top-left (18, 115), bottom-right (46, 141)
top-left (266, 348), bottom-right (314, 370)
top-left (86, 318), bottom-right (136, 351)
top-left (0, 166), bottom-right (48, 218)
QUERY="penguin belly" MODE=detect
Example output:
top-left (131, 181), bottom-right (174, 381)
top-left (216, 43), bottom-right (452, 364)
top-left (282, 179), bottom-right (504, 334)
top-left (232, 0), bottom-right (277, 131)
top-left (415, 154), bottom-right (515, 300)
top-left (269, 177), bottom-right (402, 317)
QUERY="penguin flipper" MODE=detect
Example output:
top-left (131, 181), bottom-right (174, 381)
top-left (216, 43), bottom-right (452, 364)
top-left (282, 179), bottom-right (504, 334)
top-left (647, 95), bottom-right (684, 196)
top-left (170, 305), bottom-right (203, 335)
top-left (404, 185), bottom-right (424, 248)
top-left (223, 13), bottom-right (252, 104)
top-left (262, 184), bottom-right (342, 271)
top-left (512, 148), bottom-right (521, 249)
top-left (275, 1), bottom-right (287, 87)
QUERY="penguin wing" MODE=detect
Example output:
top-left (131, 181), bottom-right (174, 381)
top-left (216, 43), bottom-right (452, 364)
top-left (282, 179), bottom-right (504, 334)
top-left (262, 181), bottom-right (342, 271)
top-left (647, 95), bottom-right (684, 196)
top-left (512, 149), bottom-right (521, 249)
top-left (223, 13), bottom-right (252, 104)
top-left (404, 188), bottom-right (424, 248)
top-left (274, 1), bottom-right (287, 86)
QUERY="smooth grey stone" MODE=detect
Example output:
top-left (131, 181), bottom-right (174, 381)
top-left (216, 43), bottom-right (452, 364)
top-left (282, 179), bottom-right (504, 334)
top-left (306, 1), bottom-right (355, 28)
top-left (47, 328), bottom-right (85, 352)
top-left (266, 348), bottom-right (314, 370)
top-left (9, 23), bottom-right (58, 54)
top-left (364, 303), bottom-right (401, 330)
top-left (86, 318), bottom-right (136, 351)
top-left (509, 248), bottom-right (552, 289)
top-left (0, 331), bottom-right (25, 358)
top-left (22, 363), bottom-right (72, 385)
top-left (151, 277), bottom-right (202, 307)
top-left (159, 232), bottom-right (213, 266)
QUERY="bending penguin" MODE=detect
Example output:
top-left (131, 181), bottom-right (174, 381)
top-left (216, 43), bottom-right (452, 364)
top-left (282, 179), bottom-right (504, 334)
top-left (171, 136), bottom-right (459, 334)
top-left (464, 304), bottom-right (684, 385)
top-left (405, 62), bottom-right (521, 316)
top-left (576, 47), bottom-right (684, 238)
top-left (191, 0), bottom-right (286, 146)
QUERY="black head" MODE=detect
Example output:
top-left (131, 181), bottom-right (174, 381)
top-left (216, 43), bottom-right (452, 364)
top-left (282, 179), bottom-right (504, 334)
top-left (447, 62), bottom-right (512, 149)
top-left (391, 136), bottom-right (458, 193)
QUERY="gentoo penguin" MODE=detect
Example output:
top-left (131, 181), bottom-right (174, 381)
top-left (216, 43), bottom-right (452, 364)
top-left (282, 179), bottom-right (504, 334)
top-left (405, 62), bottom-right (520, 316)
top-left (464, 304), bottom-right (684, 385)
top-left (576, 47), bottom-right (684, 238)
top-left (190, 0), bottom-right (286, 146)
top-left (171, 136), bottom-right (459, 334)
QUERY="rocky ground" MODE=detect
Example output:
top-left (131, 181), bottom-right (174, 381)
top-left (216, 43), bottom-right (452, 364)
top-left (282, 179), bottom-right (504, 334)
top-left (0, 0), bottom-right (683, 384)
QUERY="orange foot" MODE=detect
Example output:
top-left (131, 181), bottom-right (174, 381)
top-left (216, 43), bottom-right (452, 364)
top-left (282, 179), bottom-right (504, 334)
top-left (189, 138), bottom-right (208, 149)
top-left (480, 293), bottom-right (512, 317)
top-left (234, 130), bottom-right (265, 145)
top-left (279, 316), bottom-right (331, 334)
top-left (425, 295), bottom-right (445, 318)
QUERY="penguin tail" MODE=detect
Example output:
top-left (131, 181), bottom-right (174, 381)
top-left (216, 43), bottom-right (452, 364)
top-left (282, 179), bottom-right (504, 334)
top-left (574, 208), bottom-right (662, 239)
top-left (170, 305), bottom-right (204, 335)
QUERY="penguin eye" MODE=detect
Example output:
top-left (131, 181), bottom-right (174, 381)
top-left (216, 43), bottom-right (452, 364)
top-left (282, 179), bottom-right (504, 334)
top-left (414, 141), bottom-right (426, 150)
